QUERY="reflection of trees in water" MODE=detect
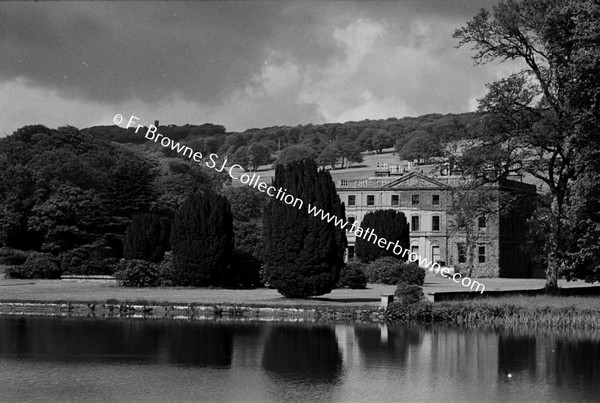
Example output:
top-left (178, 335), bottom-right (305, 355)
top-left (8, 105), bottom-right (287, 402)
top-left (497, 328), bottom-right (600, 399)
top-left (355, 324), bottom-right (423, 367)
top-left (498, 332), bottom-right (537, 377)
top-left (0, 317), bottom-right (263, 368)
top-left (553, 336), bottom-right (600, 391)
top-left (261, 324), bottom-right (342, 383)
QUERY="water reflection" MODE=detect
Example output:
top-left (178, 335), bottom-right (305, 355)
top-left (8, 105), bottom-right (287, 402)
top-left (0, 317), bottom-right (247, 367)
top-left (262, 324), bottom-right (342, 383)
top-left (354, 323), bottom-right (423, 368)
top-left (0, 316), bottom-right (599, 402)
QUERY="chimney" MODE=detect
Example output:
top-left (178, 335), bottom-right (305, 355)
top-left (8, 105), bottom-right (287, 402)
top-left (154, 120), bottom-right (159, 128)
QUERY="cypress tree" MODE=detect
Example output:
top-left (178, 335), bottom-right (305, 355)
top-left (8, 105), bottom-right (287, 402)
top-left (170, 191), bottom-right (233, 286)
top-left (355, 210), bottom-right (409, 263)
top-left (123, 213), bottom-right (168, 263)
top-left (263, 160), bottom-right (347, 298)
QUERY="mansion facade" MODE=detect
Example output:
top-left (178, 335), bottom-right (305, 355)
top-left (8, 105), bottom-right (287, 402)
top-left (336, 165), bottom-right (537, 278)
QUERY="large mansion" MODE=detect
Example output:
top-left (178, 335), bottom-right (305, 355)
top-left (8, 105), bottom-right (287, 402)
top-left (336, 164), bottom-right (537, 278)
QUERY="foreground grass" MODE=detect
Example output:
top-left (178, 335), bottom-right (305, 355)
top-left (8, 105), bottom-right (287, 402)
top-left (386, 295), bottom-right (600, 329)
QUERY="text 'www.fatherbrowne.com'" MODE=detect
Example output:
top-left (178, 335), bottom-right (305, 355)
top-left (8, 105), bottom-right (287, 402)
top-left (114, 113), bottom-right (486, 293)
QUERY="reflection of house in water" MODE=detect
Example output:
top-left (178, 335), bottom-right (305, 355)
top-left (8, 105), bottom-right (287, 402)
top-left (336, 163), bottom-right (537, 277)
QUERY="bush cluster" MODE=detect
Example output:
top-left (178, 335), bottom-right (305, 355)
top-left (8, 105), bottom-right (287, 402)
top-left (394, 283), bottom-right (425, 304)
top-left (59, 245), bottom-right (118, 275)
top-left (366, 257), bottom-right (425, 285)
top-left (0, 247), bottom-right (28, 266)
top-left (5, 252), bottom-right (62, 279)
top-left (113, 259), bottom-right (164, 287)
top-left (336, 262), bottom-right (367, 289)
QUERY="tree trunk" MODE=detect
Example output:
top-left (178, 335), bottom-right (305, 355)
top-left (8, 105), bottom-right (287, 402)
top-left (545, 195), bottom-right (563, 292)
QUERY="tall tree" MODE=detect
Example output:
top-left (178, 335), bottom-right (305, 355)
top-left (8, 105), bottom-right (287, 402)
top-left (263, 160), bottom-right (347, 298)
top-left (454, 0), bottom-right (599, 290)
top-left (355, 210), bottom-right (409, 263)
top-left (247, 142), bottom-right (271, 171)
top-left (123, 213), bottom-right (169, 263)
top-left (317, 143), bottom-right (342, 169)
top-left (170, 191), bottom-right (234, 286)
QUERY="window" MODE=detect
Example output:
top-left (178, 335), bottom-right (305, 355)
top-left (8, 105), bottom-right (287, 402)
top-left (348, 195), bottom-right (356, 206)
top-left (478, 246), bottom-right (486, 263)
top-left (391, 195), bottom-right (399, 206)
top-left (432, 215), bottom-right (440, 231)
top-left (432, 195), bottom-right (440, 205)
top-left (457, 242), bottom-right (466, 263)
top-left (367, 195), bottom-right (375, 206)
top-left (411, 245), bottom-right (419, 255)
top-left (347, 216), bottom-right (356, 231)
top-left (411, 215), bottom-right (420, 232)
top-left (478, 215), bottom-right (487, 229)
top-left (412, 195), bottom-right (419, 206)
top-left (432, 245), bottom-right (440, 263)
top-left (348, 246), bottom-right (355, 260)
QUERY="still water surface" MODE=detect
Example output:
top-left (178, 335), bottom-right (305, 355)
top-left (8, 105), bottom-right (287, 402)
top-left (0, 316), bottom-right (598, 402)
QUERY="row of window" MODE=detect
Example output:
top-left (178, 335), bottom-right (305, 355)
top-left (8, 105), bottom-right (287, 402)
top-left (347, 214), bottom-right (486, 233)
top-left (347, 194), bottom-right (440, 206)
top-left (347, 244), bottom-right (486, 263)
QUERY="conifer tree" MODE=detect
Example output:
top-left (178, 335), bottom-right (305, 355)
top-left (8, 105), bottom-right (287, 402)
top-left (123, 213), bottom-right (169, 263)
top-left (263, 160), bottom-right (347, 298)
top-left (170, 191), bottom-right (233, 286)
top-left (355, 210), bottom-right (409, 263)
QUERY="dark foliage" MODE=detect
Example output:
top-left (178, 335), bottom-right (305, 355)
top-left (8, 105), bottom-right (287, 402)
top-left (355, 210), bottom-right (409, 263)
top-left (366, 257), bottom-right (425, 285)
top-left (222, 249), bottom-right (262, 289)
top-left (59, 239), bottom-right (122, 275)
top-left (123, 213), bottom-right (170, 263)
top-left (113, 259), bottom-right (163, 287)
top-left (263, 160), bottom-right (347, 298)
top-left (336, 263), bottom-right (367, 289)
top-left (5, 252), bottom-right (61, 279)
top-left (170, 191), bottom-right (234, 286)
top-left (0, 247), bottom-right (28, 266)
top-left (394, 283), bottom-right (425, 305)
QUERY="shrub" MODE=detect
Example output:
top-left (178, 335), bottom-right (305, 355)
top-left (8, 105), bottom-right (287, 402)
top-left (222, 249), bottom-right (262, 289)
top-left (365, 257), bottom-right (403, 285)
top-left (59, 245), bottom-right (118, 275)
top-left (397, 261), bottom-right (426, 286)
top-left (336, 263), bottom-right (367, 289)
top-left (5, 252), bottom-right (61, 279)
top-left (0, 247), bottom-right (28, 266)
top-left (366, 257), bottom-right (425, 285)
top-left (158, 252), bottom-right (176, 286)
top-left (113, 259), bottom-right (162, 287)
top-left (394, 283), bottom-right (425, 304)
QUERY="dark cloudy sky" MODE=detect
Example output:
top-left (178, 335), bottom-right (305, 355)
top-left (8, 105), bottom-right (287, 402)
top-left (0, 0), bottom-right (520, 136)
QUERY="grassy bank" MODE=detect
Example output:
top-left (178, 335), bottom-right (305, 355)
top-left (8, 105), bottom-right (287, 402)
top-left (386, 295), bottom-right (600, 329)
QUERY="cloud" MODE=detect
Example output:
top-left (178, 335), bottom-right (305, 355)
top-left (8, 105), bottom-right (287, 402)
top-left (0, 1), bottom-right (518, 135)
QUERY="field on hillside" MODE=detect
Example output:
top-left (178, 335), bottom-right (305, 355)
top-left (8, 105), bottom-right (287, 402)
top-left (232, 148), bottom-right (402, 187)
top-left (231, 146), bottom-right (546, 191)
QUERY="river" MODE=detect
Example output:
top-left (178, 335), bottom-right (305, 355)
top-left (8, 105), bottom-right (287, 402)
top-left (0, 316), bottom-right (598, 402)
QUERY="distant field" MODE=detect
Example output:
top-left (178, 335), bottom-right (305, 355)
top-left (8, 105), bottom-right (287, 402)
top-left (232, 148), bottom-right (404, 187)
top-left (232, 146), bottom-right (545, 190)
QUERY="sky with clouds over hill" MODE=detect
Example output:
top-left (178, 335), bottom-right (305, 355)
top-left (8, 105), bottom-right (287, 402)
top-left (0, 0), bottom-right (521, 136)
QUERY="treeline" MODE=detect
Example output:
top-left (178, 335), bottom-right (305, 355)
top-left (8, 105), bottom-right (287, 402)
top-left (0, 124), bottom-right (425, 297)
top-left (83, 112), bottom-right (485, 170)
